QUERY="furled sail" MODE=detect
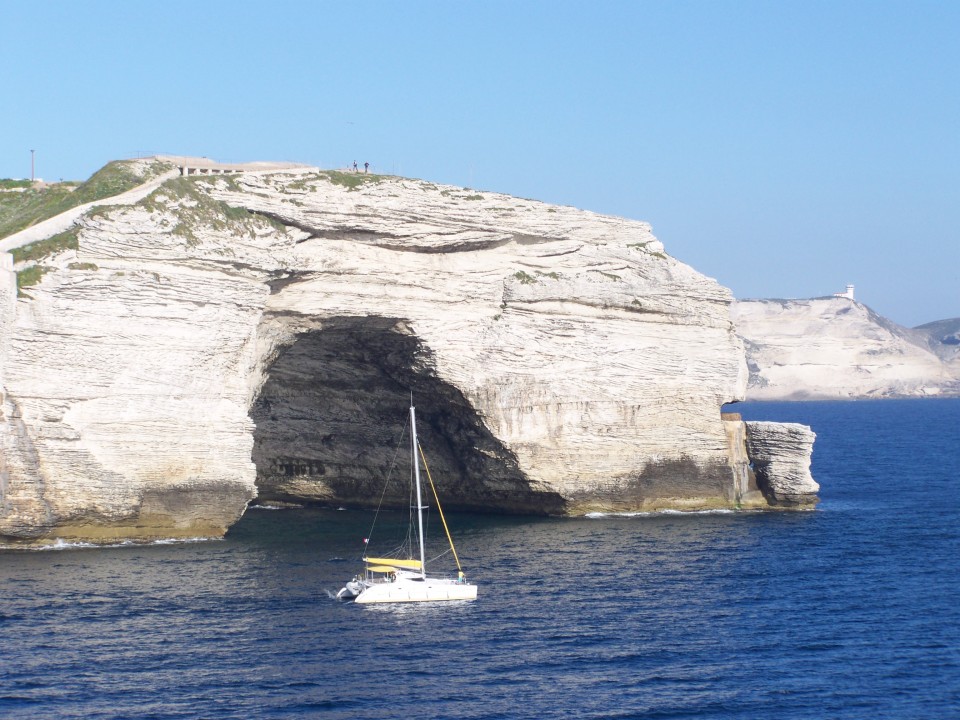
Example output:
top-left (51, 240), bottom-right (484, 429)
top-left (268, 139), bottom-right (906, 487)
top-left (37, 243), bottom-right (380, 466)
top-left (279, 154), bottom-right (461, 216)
top-left (363, 557), bottom-right (423, 570)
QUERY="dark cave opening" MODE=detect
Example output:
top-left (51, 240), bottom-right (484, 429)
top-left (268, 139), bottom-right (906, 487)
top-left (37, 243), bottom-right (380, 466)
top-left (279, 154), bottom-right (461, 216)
top-left (250, 316), bottom-right (565, 515)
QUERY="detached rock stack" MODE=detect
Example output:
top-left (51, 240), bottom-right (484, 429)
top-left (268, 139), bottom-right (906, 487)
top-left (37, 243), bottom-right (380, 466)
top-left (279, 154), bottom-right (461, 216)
top-left (0, 158), bottom-right (819, 544)
top-left (744, 422), bottom-right (819, 507)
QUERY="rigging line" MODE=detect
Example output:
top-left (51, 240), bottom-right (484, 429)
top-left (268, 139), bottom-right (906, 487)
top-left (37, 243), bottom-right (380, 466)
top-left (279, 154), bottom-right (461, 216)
top-left (418, 442), bottom-right (464, 574)
top-left (364, 413), bottom-right (410, 553)
top-left (427, 547), bottom-right (453, 564)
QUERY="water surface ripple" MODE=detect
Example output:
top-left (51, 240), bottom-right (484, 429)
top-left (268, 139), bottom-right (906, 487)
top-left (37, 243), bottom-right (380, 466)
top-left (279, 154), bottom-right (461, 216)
top-left (1, 399), bottom-right (958, 718)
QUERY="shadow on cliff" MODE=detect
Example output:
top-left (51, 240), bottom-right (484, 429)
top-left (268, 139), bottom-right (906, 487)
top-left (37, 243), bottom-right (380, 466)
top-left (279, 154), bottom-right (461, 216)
top-left (250, 316), bottom-right (566, 515)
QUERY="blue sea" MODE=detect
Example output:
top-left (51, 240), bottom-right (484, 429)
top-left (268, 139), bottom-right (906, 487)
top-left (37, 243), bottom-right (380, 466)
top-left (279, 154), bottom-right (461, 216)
top-left (2, 399), bottom-right (958, 719)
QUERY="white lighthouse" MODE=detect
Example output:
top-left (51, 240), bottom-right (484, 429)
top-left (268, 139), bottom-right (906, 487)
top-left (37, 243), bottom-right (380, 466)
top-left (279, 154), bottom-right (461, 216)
top-left (833, 284), bottom-right (855, 300)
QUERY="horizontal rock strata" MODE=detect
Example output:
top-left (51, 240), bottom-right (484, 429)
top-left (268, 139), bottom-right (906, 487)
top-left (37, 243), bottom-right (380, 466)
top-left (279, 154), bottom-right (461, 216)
top-left (0, 160), bottom-right (817, 544)
top-left (744, 421), bottom-right (818, 508)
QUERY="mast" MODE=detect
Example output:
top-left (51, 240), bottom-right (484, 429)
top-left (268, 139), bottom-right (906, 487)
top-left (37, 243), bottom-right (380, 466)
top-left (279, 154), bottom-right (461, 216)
top-left (410, 403), bottom-right (427, 579)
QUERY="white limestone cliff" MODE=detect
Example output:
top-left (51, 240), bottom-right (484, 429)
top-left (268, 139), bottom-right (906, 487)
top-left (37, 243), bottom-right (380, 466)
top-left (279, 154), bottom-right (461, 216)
top-left (744, 422), bottom-right (819, 507)
top-left (0, 160), bottom-right (817, 544)
top-left (732, 298), bottom-right (960, 400)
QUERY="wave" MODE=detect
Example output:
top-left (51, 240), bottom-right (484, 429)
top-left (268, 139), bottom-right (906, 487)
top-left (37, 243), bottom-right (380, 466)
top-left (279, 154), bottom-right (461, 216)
top-left (0, 536), bottom-right (219, 552)
top-left (584, 508), bottom-right (738, 519)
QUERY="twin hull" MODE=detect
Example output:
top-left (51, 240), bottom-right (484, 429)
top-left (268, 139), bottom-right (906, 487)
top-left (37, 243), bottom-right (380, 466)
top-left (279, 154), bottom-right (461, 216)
top-left (354, 577), bottom-right (478, 604)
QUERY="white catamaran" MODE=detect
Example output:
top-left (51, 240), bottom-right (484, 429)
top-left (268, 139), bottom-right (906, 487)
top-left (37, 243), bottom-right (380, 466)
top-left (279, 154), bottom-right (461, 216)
top-left (336, 402), bottom-right (478, 604)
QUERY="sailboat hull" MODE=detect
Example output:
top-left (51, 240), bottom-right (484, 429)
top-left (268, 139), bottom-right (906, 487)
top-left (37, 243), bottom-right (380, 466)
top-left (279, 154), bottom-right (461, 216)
top-left (335, 579), bottom-right (366, 600)
top-left (354, 577), bottom-right (477, 604)
top-left (339, 403), bottom-right (479, 605)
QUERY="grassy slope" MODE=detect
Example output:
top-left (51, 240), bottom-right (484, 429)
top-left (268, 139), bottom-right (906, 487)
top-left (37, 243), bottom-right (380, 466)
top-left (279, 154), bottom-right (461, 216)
top-left (2, 159), bottom-right (170, 295)
top-left (0, 159), bottom-right (170, 241)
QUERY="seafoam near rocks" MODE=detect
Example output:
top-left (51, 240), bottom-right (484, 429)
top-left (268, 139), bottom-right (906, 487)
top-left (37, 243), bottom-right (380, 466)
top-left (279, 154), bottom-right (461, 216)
top-left (0, 160), bottom-right (817, 543)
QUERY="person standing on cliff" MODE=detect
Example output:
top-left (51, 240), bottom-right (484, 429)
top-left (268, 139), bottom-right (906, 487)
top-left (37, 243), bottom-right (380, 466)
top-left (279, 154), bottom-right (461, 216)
top-left (352, 161), bottom-right (357, 172)
top-left (364, 162), bottom-right (369, 173)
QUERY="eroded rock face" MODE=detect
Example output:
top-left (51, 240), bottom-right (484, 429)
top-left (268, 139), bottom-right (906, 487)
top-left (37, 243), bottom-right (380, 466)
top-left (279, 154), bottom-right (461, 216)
top-left (249, 317), bottom-right (564, 514)
top-left (0, 162), bottom-right (813, 544)
top-left (744, 421), bottom-right (818, 508)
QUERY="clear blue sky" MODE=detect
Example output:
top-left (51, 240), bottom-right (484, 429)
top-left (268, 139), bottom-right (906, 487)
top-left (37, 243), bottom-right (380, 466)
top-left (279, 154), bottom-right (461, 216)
top-left (2, 1), bottom-right (957, 326)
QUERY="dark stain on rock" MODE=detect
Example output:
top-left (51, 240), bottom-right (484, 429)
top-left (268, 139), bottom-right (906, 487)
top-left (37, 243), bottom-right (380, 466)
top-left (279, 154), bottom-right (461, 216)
top-left (251, 316), bottom-right (566, 515)
top-left (569, 456), bottom-right (734, 511)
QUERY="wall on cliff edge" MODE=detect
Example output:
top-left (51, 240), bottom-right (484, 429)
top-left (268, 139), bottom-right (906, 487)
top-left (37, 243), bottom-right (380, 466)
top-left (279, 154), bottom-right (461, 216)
top-left (0, 160), bottom-right (816, 544)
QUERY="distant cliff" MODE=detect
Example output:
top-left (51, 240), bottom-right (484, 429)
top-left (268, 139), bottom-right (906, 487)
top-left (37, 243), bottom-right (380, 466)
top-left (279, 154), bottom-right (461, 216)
top-left (732, 298), bottom-right (960, 400)
top-left (0, 158), bottom-right (817, 545)
top-left (913, 318), bottom-right (960, 377)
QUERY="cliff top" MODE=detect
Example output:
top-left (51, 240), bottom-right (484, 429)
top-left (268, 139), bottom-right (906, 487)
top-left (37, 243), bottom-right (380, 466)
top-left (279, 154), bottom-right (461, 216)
top-left (0, 159), bottom-right (174, 242)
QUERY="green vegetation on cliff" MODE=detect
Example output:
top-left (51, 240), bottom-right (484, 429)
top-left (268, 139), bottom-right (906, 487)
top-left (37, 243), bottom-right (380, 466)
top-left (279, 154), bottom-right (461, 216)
top-left (138, 176), bottom-right (287, 245)
top-left (0, 179), bottom-right (33, 190)
top-left (11, 228), bottom-right (80, 265)
top-left (15, 265), bottom-right (53, 296)
top-left (0, 160), bottom-right (172, 240)
top-left (319, 170), bottom-right (385, 190)
top-left (1, 184), bottom-right (78, 240)
top-left (11, 229), bottom-right (80, 296)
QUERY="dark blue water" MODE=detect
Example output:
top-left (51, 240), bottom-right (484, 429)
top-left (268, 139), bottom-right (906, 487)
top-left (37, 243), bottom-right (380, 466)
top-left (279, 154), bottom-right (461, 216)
top-left (2, 399), bottom-right (958, 719)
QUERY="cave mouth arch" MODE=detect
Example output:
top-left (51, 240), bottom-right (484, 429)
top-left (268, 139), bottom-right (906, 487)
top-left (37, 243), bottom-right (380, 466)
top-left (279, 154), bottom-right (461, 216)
top-left (250, 316), bottom-right (565, 515)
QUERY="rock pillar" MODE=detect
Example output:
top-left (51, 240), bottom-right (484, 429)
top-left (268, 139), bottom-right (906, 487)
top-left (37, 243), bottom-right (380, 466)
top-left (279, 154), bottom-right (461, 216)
top-left (744, 421), bottom-right (818, 508)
